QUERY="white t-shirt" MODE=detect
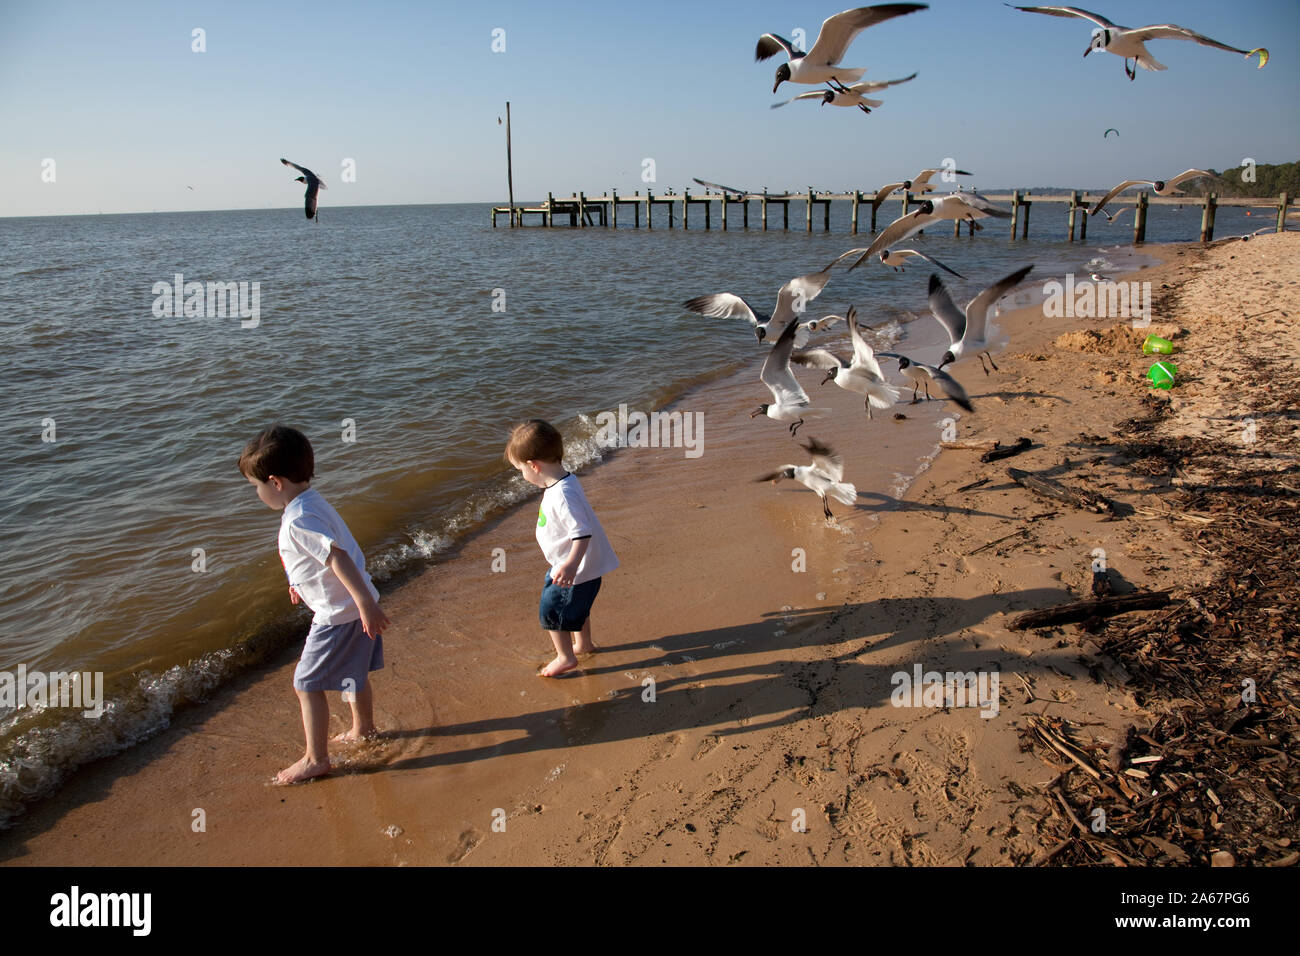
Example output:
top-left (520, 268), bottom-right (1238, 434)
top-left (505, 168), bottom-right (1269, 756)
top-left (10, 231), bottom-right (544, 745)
top-left (536, 473), bottom-right (619, 586)
top-left (278, 488), bottom-right (379, 625)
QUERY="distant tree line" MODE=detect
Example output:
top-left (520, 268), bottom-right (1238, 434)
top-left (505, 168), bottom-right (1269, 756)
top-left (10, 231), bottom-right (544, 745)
top-left (1195, 160), bottom-right (1300, 198)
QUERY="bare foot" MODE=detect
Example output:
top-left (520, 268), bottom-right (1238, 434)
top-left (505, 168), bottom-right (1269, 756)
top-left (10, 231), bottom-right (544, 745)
top-left (539, 656), bottom-right (579, 678)
top-left (572, 640), bottom-right (596, 657)
top-left (331, 728), bottom-right (379, 744)
top-left (275, 754), bottom-right (331, 785)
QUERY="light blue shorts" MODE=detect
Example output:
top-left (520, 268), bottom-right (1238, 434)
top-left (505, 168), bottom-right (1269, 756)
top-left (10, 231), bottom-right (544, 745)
top-left (293, 617), bottom-right (385, 692)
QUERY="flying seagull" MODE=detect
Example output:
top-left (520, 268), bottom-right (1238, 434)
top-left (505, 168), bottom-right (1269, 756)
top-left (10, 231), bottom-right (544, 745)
top-left (842, 194), bottom-right (1011, 269)
top-left (869, 167), bottom-right (974, 214)
top-left (1006, 5), bottom-right (1268, 80)
top-left (825, 246), bottom-right (963, 277)
top-left (692, 177), bottom-right (748, 196)
top-left (929, 266), bottom-right (1034, 375)
top-left (1100, 205), bottom-right (1134, 224)
top-left (878, 353), bottom-right (973, 411)
top-left (752, 315), bottom-right (831, 435)
top-left (281, 158), bottom-right (326, 222)
top-left (771, 72), bottom-right (918, 112)
top-left (757, 4), bottom-right (928, 93)
top-left (756, 437), bottom-right (858, 520)
top-left (790, 305), bottom-right (902, 418)
top-left (684, 268), bottom-right (832, 345)
top-left (1090, 169), bottom-right (1217, 218)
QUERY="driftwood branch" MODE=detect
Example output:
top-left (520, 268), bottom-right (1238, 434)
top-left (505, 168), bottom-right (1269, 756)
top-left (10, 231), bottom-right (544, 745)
top-left (981, 437), bottom-right (1033, 462)
top-left (1007, 467), bottom-right (1116, 515)
top-left (1011, 590), bottom-right (1174, 630)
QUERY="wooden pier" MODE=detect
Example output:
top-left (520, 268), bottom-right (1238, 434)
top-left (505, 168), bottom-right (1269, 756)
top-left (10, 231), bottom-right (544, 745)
top-left (492, 190), bottom-right (1293, 243)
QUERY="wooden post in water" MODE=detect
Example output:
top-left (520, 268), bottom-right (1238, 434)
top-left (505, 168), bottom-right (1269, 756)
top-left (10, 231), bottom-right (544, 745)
top-left (721, 193), bottom-right (727, 231)
top-left (705, 194), bottom-right (711, 230)
top-left (1133, 192), bottom-right (1148, 244)
top-left (668, 193), bottom-right (674, 228)
top-left (806, 189), bottom-right (814, 232)
top-left (762, 189), bottom-right (769, 231)
top-left (578, 191), bottom-right (586, 228)
top-left (1021, 194), bottom-right (1031, 239)
top-left (1200, 193), bottom-right (1217, 241)
top-left (953, 217), bottom-right (961, 237)
top-left (870, 197), bottom-right (879, 233)
top-left (646, 190), bottom-right (652, 229)
top-left (823, 196), bottom-right (830, 231)
top-left (851, 190), bottom-right (861, 234)
top-left (1079, 194), bottom-right (1088, 241)
top-left (1278, 192), bottom-right (1290, 233)
top-left (546, 191), bottom-right (554, 227)
top-left (505, 102), bottom-right (515, 228)
top-left (683, 190), bottom-right (689, 229)
top-left (612, 189), bottom-right (618, 228)
top-left (1067, 190), bottom-right (1078, 242)
top-left (743, 197), bottom-right (749, 229)
top-left (1010, 190), bottom-right (1020, 239)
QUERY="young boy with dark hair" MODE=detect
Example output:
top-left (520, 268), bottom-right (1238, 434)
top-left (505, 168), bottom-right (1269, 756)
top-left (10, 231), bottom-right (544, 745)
top-left (505, 419), bottom-right (618, 677)
top-left (238, 424), bottom-right (390, 783)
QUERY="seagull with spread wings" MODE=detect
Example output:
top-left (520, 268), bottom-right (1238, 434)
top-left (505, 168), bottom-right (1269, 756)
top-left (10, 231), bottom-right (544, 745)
top-left (771, 72), bottom-right (918, 112)
top-left (281, 158), bottom-right (326, 222)
top-left (790, 305), bottom-right (902, 418)
top-left (756, 4), bottom-right (928, 93)
top-left (1089, 169), bottom-right (1217, 218)
top-left (1007, 5), bottom-right (1268, 80)
top-left (684, 268), bottom-right (832, 346)
top-left (928, 266), bottom-right (1035, 375)
top-left (756, 437), bottom-right (858, 521)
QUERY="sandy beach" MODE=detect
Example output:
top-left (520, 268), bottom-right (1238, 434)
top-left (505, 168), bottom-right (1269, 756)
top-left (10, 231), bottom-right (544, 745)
top-left (2, 233), bottom-right (1296, 867)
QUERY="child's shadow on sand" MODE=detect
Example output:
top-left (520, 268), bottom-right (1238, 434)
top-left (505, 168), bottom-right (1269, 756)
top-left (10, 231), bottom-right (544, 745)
top-left (376, 586), bottom-right (1080, 772)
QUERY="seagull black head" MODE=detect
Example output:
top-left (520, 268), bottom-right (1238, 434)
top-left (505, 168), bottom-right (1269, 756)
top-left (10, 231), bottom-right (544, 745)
top-left (1153, 180), bottom-right (1167, 191)
top-left (938, 350), bottom-right (956, 369)
top-left (755, 326), bottom-right (767, 344)
top-left (773, 63), bottom-right (792, 93)
top-left (293, 176), bottom-right (307, 184)
top-left (917, 200), bottom-right (935, 215)
top-left (1085, 28), bottom-right (1109, 57)
top-left (751, 404), bottom-right (770, 418)
top-left (896, 356), bottom-right (912, 370)
top-left (820, 368), bottom-right (839, 386)
top-left (821, 89), bottom-right (836, 106)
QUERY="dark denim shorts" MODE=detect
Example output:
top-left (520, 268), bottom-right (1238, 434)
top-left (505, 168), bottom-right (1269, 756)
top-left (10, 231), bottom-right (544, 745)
top-left (539, 573), bottom-right (602, 631)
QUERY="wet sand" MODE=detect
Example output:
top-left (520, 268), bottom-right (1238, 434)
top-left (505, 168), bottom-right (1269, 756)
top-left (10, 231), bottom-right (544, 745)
top-left (2, 233), bottom-right (1295, 866)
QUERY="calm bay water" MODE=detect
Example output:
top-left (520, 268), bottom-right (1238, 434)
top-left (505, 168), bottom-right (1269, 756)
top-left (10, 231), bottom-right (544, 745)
top-left (0, 198), bottom-right (1261, 824)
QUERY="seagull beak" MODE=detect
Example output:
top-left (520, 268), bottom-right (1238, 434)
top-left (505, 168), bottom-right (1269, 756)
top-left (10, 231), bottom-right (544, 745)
top-left (750, 408), bottom-right (763, 418)
top-left (820, 372), bottom-right (834, 386)
top-left (1082, 45), bottom-right (1092, 58)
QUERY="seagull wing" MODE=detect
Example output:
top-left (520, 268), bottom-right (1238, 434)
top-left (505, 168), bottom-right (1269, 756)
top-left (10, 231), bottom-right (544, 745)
top-left (683, 293), bottom-right (766, 327)
top-left (1164, 168), bottom-right (1217, 190)
top-left (824, 247), bottom-right (872, 271)
top-left (772, 269), bottom-right (833, 325)
top-left (964, 265), bottom-right (1034, 344)
top-left (871, 181), bottom-right (907, 212)
top-left (848, 315), bottom-right (888, 381)
top-left (790, 348), bottom-right (844, 371)
top-left (896, 249), bottom-right (964, 278)
top-left (919, 362), bottom-right (974, 412)
top-left (805, 4), bottom-right (930, 67)
top-left (281, 158), bottom-right (322, 187)
top-left (849, 208), bottom-right (935, 268)
top-left (1004, 4), bottom-right (1121, 30)
top-left (770, 91), bottom-right (828, 108)
top-left (801, 437), bottom-right (845, 483)
top-left (927, 274), bottom-right (967, 348)
top-left (692, 177), bottom-right (748, 195)
top-left (947, 192), bottom-right (1010, 218)
top-left (850, 71), bottom-right (918, 92)
top-left (761, 319), bottom-right (811, 406)
top-left (1089, 180), bottom-right (1151, 216)
top-left (1127, 24), bottom-right (1253, 55)
top-left (756, 33), bottom-right (798, 62)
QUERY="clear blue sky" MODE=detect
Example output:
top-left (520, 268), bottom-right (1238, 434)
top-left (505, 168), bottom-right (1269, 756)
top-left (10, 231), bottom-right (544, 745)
top-left (1, 0), bottom-right (1296, 216)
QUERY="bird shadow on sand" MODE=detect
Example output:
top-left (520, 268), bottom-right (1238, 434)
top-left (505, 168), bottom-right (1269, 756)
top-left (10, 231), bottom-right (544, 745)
top-left (371, 586), bottom-right (1081, 774)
